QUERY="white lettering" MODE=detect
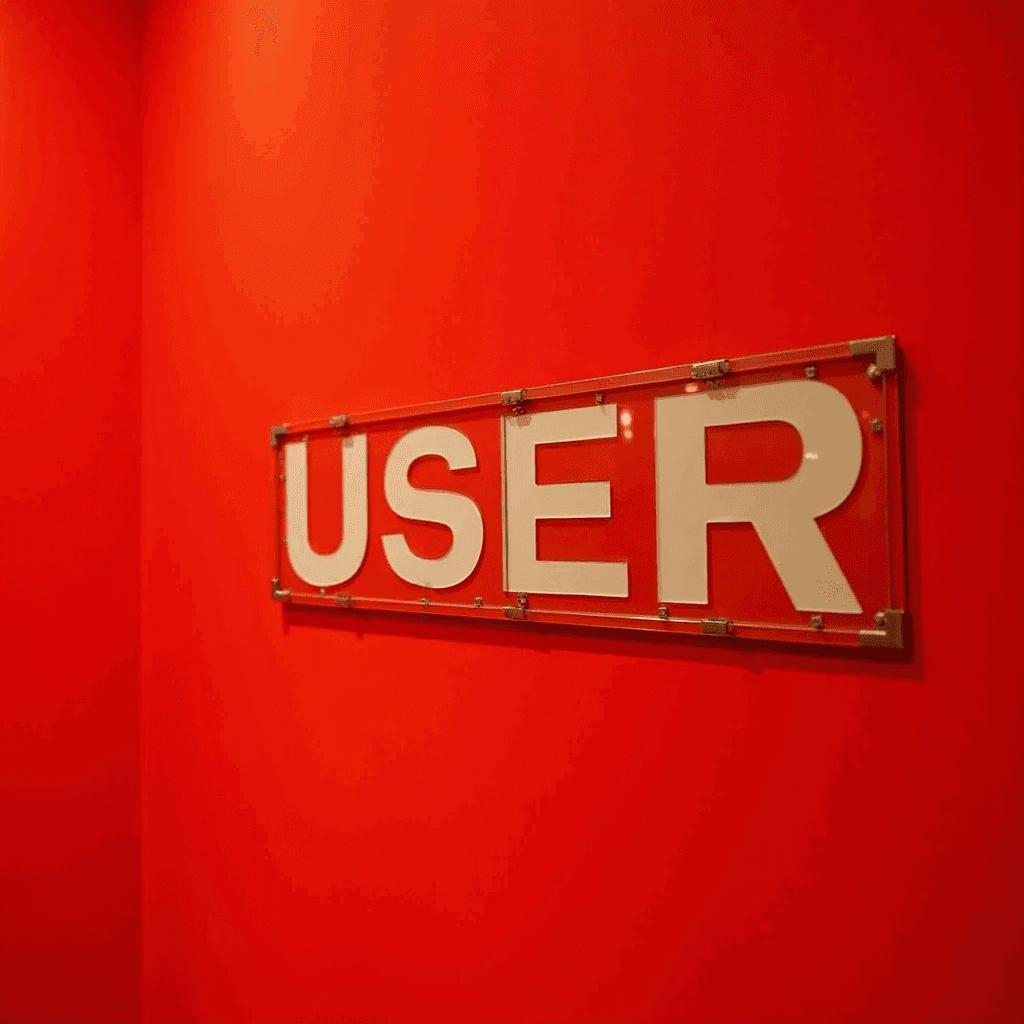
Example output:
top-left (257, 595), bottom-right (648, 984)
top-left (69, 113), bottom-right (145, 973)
top-left (382, 426), bottom-right (484, 589)
top-left (655, 380), bottom-right (863, 613)
top-left (285, 436), bottom-right (368, 587)
top-left (503, 404), bottom-right (628, 597)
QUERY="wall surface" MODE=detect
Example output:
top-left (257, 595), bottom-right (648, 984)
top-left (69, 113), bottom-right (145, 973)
top-left (0, 1), bottom-right (142, 1021)
top-left (140, 2), bottom-right (1022, 1022)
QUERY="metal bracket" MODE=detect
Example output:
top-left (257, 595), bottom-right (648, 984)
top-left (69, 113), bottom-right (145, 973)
top-left (271, 578), bottom-right (291, 602)
top-left (503, 593), bottom-right (529, 619)
top-left (270, 424), bottom-right (289, 448)
top-left (333, 594), bottom-right (353, 608)
top-left (328, 414), bottom-right (348, 429)
top-left (691, 359), bottom-right (730, 380)
top-left (858, 609), bottom-right (905, 648)
top-left (501, 389), bottom-right (526, 406)
top-left (700, 617), bottom-right (733, 635)
top-left (849, 335), bottom-right (896, 374)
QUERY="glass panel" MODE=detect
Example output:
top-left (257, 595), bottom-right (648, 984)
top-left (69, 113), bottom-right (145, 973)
top-left (272, 340), bottom-right (906, 649)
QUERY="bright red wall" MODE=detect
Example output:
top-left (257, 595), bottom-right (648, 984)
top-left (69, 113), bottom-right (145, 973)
top-left (0, 2), bottom-right (142, 1021)
top-left (141, 2), bottom-right (1022, 1022)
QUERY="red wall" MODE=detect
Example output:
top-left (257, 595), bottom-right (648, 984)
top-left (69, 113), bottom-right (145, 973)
top-left (0, 2), bottom-right (142, 1021)
top-left (0, 0), bottom-right (996, 1021)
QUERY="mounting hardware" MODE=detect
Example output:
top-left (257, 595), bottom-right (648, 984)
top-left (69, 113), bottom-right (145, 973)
top-left (692, 358), bottom-right (730, 380)
top-left (328, 414), bottom-right (348, 429)
top-left (849, 335), bottom-right (896, 377)
top-left (334, 594), bottom-right (353, 608)
top-left (271, 578), bottom-right (291, 602)
top-left (474, 596), bottom-right (484, 608)
top-left (870, 418), bottom-right (883, 433)
top-left (501, 389), bottom-right (526, 406)
top-left (859, 609), bottom-right (905, 649)
top-left (278, 473), bottom-right (285, 482)
top-left (503, 594), bottom-right (529, 620)
top-left (270, 424), bottom-right (289, 448)
top-left (811, 614), bottom-right (824, 630)
top-left (421, 596), bottom-right (430, 609)
top-left (658, 605), bottom-right (670, 620)
top-left (595, 393), bottom-right (604, 404)
top-left (700, 617), bottom-right (733, 636)
top-left (805, 366), bottom-right (817, 379)
top-left (319, 588), bottom-right (326, 597)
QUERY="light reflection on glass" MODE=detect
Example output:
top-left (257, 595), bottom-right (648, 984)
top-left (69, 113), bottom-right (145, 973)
top-left (619, 410), bottom-right (633, 427)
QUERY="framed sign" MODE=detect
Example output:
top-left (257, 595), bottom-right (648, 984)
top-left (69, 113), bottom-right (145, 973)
top-left (270, 336), bottom-right (907, 649)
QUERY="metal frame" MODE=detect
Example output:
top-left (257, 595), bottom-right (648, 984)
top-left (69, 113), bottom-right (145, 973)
top-left (270, 335), bottom-right (907, 650)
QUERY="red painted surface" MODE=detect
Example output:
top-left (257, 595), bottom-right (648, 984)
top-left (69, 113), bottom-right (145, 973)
top-left (140, 3), bottom-right (1023, 1020)
top-left (3, 1), bottom-right (1022, 1022)
top-left (0, 2), bottom-right (142, 1021)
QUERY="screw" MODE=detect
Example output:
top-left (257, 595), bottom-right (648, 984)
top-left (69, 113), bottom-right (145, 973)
top-left (874, 611), bottom-right (886, 628)
top-left (595, 393), bottom-right (604, 404)
top-left (805, 366), bottom-right (817, 379)
top-left (319, 588), bottom-right (326, 597)
top-left (810, 614), bottom-right (824, 629)
top-left (867, 363), bottom-right (883, 381)
top-left (278, 473), bottom-right (285, 481)
top-left (474, 596), bottom-right (483, 608)
top-left (421, 596), bottom-right (430, 608)
top-left (658, 605), bottom-right (669, 620)
top-left (870, 418), bottom-right (883, 433)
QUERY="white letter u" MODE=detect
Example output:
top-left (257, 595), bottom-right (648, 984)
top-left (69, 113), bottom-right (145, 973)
top-left (285, 436), bottom-right (368, 587)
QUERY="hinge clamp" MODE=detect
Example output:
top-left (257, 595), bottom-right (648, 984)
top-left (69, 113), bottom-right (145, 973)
top-left (328, 414), bottom-right (349, 429)
top-left (271, 578), bottom-right (291, 602)
top-left (691, 359), bottom-right (730, 380)
top-left (849, 334), bottom-right (896, 379)
top-left (501, 389), bottom-right (526, 407)
top-left (503, 593), bottom-right (529, 619)
top-left (700, 617), bottom-right (733, 635)
top-left (858, 609), bottom-right (905, 649)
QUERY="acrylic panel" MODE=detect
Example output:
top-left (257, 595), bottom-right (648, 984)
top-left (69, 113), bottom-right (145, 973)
top-left (271, 336), bottom-right (906, 648)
